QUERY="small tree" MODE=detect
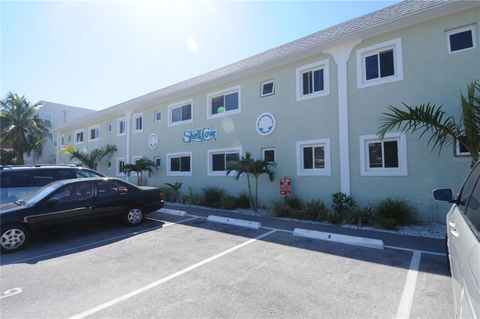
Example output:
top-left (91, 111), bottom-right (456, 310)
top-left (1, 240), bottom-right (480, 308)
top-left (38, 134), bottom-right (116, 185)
top-left (123, 158), bottom-right (154, 186)
top-left (165, 182), bottom-right (183, 203)
top-left (62, 144), bottom-right (117, 170)
top-left (227, 152), bottom-right (276, 211)
top-left (378, 80), bottom-right (480, 168)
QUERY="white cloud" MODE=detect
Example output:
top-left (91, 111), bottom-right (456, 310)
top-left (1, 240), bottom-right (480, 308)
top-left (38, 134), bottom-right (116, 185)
top-left (187, 37), bottom-right (198, 52)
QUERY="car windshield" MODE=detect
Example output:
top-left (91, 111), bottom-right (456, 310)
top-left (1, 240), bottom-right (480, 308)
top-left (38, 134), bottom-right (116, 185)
top-left (22, 182), bottom-right (64, 206)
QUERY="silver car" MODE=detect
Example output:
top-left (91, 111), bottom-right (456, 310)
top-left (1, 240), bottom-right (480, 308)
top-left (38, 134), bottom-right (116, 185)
top-left (434, 162), bottom-right (480, 319)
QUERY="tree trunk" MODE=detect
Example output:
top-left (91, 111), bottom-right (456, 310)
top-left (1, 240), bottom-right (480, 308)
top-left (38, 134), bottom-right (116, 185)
top-left (254, 177), bottom-right (259, 212)
top-left (246, 174), bottom-right (253, 210)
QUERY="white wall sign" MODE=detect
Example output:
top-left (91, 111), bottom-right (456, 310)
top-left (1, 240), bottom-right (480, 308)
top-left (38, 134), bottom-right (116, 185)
top-left (256, 113), bottom-right (276, 136)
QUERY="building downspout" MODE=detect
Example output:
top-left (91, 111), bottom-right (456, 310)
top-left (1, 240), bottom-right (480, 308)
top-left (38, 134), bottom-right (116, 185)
top-left (326, 39), bottom-right (361, 195)
top-left (125, 111), bottom-right (132, 182)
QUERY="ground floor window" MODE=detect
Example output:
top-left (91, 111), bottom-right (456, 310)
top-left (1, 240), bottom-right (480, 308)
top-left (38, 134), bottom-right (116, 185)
top-left (359, 132), bottom-right (407, 176)
top-left (116, 157), bottom-right (125, 176)
top-left (262, 148), bottom-right (276, 163)
top-left (296, 139), bottom-right (330, 176)
top-left (208, 147), bottom-right (241, 176)
top-left (167, 152), bottom-right (192, 176)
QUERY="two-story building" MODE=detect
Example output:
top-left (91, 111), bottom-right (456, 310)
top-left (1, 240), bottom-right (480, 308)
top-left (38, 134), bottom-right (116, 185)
top-left (56, 0), bottom-right (480, 222)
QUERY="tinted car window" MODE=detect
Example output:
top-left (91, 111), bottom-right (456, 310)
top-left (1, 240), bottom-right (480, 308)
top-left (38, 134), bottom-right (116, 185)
top-left (50, 181), bottom-right (94, 203)
top-left (31, 169), bottom-right (59, 187)
top-left (459, 165), bottom-right (480, 212)
top-left (96, 180), bottom-right (130, 198)
top-left (24, 182), bottom-right (63, 205)
top-left (75, 170), bottom-right (102, 178)
top-left (0, 171), bottom-right (30, 188)
top-left (466, 179), bottom-right (480, 234)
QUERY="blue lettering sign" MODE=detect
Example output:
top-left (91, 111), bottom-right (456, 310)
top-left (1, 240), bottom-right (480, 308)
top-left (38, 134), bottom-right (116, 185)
top-left (183, 127), bottom-right (217, 143)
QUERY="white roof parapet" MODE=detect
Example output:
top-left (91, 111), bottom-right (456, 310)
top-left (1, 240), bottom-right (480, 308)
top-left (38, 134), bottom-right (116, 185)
top-left (56, 0), bottom-right (477, 132)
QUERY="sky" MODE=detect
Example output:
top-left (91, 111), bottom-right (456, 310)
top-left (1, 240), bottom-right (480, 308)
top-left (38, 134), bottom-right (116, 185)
top-left (1, 0), bottom-right (400, 110)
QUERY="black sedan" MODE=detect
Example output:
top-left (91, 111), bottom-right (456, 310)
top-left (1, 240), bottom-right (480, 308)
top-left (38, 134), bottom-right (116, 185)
top-left (0, 177), bottom-right (164, 253)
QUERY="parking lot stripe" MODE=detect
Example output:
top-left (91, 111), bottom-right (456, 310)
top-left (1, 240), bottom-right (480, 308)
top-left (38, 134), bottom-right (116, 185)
top-left (68, 229), bottom-right (278, 319)
top-left (384, 245), bottom-right (446, 257)
top-left (396, 250), bottom-right (422, 319)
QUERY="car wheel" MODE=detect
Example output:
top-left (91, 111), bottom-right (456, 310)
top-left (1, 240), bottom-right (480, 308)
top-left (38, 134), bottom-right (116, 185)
top-left (1, 224), bottom-right (30, 253)
top-left (124, 208), bottom-right (144, 226)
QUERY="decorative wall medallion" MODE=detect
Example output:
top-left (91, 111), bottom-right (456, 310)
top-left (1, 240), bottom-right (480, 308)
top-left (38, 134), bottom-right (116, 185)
top-left (148, 133), bottom-right (159, 150)
top-left (256, 113), bottom-right (276, 136)
top-left (183, 127), bottom-right (217, 143)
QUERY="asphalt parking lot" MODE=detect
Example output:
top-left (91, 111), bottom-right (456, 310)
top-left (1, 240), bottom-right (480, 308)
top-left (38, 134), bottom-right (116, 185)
top-left (1, 209), bottom-right (453, 319)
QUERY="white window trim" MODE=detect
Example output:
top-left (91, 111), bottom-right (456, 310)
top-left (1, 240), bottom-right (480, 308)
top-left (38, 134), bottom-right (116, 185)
top-left (359, 132), bottom-right (408, 176)
top-left (260, 79), bottom-right (275, 97)
top-left (446, 24), bottom-right (477, 54)
top-left (133, 113), bottom-right (143, 133)
top-left (168, 99), bottom-right (193, 127)
top-left (356, 38), bottom-right (403, 89)
top-left (296, 139), bottom-right (331, 176)
top-left (74, 129), bottom-right (84, 145)
top-left (116, 157), bottom-right (126, 177)
top-left (206, 85), bottom-right (241, 120)
top-left (154, 111), bottom-right (162, 123)
top-left (296, 59), bottom-right (330, 101)
top-left (454, 138), bottom-right (479, 157)
top-left (88, 125), bottom-right (100, 142)
top-left (117, 118), bottom-right (126, 136)
top-left (207, 147), bottom-right (242, 176)
top-left (261, 147), bottom-right (276, 162)
top-left (167, 151), bottom-right (193, 176)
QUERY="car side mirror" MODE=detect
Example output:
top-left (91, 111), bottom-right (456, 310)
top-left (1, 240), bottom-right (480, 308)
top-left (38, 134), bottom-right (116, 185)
top-left (433, 188), bottom-right (454, 203)
top-left (47, 198), bottom-right (58, 207)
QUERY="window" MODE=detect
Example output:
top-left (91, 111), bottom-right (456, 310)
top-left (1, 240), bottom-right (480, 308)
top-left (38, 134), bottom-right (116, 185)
top-left (446, 25), bottom-right (477, 54)
top-left (356, 38), bottom-right (403, 88)
top-left (208, 147), bottom-right (241, 176)
top-left (296, 139), bottom-right (331, 176)
top-left (260, 80), bottom-right (275, 97)
top-left (107, 161), bottom-right (112, 169)
top-left (169, 100), bottom-right (193, 126)
top-left (359, 133), bottom-right (407, 176)
top-left (108, 123), bottom-right (112, 132)
top-left (74, 130), bottom-right (84, 144)
top-left (89, 126), bottom-right (100, 141)
top-left (96, 179), bottom-right (130, 199)
top-left (167, 152), bottom-right (192, 176)
top-left (50, 181), bottom-right (94, 203)
top-left (458, 163), bottom-right (480, 213)
top-left (296, 60), bottom-right (329, 101)
top-left (133, 114), bottom-right (143, 133)
top-left (154, 111), bottom-right (161, 123)
top-left (465, 170), bottom-right (480, 234)
top-left (153, 156), bottom-right (161, 167)
top-left (43, 112), bottom-right (52, 125)
top-left (207, 86), bottom-right (240, 119)
top-left (116, 158), bottom-right (125, 176)
top-left (262, 148), bottom-right (276, 162)
top-left (117, 118), bottom-right (126, 136)
top-left (60, 135), bottom-right (65, 146)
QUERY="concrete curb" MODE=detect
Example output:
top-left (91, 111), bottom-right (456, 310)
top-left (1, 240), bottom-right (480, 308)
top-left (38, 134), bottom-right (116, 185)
top-left (293, 228), bottom-right (384, 250)
top-left (159, 208), bottom-right (187, 217)
top-left (207, 215), bottom-right (262, 230)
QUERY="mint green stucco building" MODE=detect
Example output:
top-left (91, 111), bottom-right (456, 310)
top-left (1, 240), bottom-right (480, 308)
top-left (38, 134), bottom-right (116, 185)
top-left (56, 0), bottom-right (480, 222)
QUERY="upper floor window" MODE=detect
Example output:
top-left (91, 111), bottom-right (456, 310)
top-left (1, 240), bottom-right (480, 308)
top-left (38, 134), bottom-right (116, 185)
top-left (296, 139), bottom-right (331, 176)
top-left (169, 100), bottom-right (193, 126)
top-left (356, 38), bottom-right (403, 88)
top-left (154, 111), bottom-right (162, 123)
top-left (74, 130), bottom-right (84, 144)
top-left (260, 80), bottom-right (275, 97)
top-left (207, 86), bottom-right (240, 119)
top-left (89, 126), bottom-right (100, 141)
top-left (446, 25), bottom-right (477, 54)
top-left (208, 147), bottom-right (241, 176)
top-left (133, 114), bottom-right (143, 133)
top-left (296, 60), bottom-right (329, 101)
top-left (117, 118), bottom-right (126, 136)
top-left (359, 132), bottom-right (407, 176)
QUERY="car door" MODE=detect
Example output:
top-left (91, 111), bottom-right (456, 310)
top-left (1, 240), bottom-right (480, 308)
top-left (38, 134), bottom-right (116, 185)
top-left (94, 179), bottom-right (131, 218)
top-left (447, 164), bottom-right (480, 318)
top-left (27, 181), bottom-right (95, 230)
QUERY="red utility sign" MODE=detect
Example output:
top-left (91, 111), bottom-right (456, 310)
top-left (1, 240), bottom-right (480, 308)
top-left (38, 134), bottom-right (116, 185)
top-left (280, 177), bottom-right (292, 195)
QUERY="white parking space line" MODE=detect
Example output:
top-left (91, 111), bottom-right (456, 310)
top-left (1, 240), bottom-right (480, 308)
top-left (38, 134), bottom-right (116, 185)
top-left (68, 229), bottom-right (278, 319)
top-left (146, 216), bottom-right (198, 226)
top-left (396, 250), bottom-right (422, 319)
top-left (0, 288), bottom-right (23, 299)
top-left (385, 245), bottom-right (446, 257)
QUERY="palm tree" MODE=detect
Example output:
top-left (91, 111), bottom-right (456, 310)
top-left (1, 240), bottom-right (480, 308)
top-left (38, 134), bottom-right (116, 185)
top-left (378, 80), bottom-right (480, 168)
top-left (0, 92), bottom-right (51, 164)
top-left (123, 158), bottom-right (154, 186)
top-left (62, 144), bottom-right (117, 170)
top-left (227, 151), bottom-right (276, 211)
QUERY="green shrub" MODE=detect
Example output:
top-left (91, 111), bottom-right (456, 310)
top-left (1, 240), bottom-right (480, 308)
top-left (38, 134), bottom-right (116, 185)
top-left (235, 193), bottom-right (251, 209)
top-left (379, 217), bottom-right (397, 230)
top-left (202, 187), bottom-right (225, 207)
top-left (184, 187), bottom-right (203, 206)
top-left (272, 200), bottom-right (291, 217)
top-left (221, 195), bottom-right (237, 210)
top-left (376, 198), bottom-right (417, 226)
top-left (345, 206), bottom-right (374, 227)
top-left (159, 187), bottom-right (176, 202)
top-left (327, 212), bottom-right (343, 224)
top-left (284, 196), bottom-right (303, 210)
top-left (332, 192), bottom-right (356, 214)
top-left (304, 199), bottom-right (329, 221)
top-left (289, 209), bottom-right (311, 220)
